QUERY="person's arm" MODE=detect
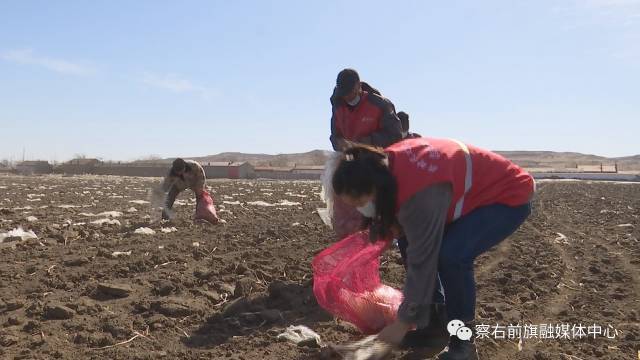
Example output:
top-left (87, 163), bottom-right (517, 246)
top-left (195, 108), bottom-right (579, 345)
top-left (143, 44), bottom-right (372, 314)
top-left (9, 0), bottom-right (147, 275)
top-left (160, 172), bottom-right (175, 192)
top-left (362, 95), bottom-right (403, 148)
top-left (329, 106), bottom-right (346, 151)
top-left (396, 182), bottom-right (452, 328)
top-left (162, 185), bottom-right (180, 220)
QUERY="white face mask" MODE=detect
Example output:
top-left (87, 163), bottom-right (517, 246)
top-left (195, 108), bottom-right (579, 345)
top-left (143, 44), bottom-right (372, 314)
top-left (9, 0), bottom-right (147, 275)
top-left (346, 94), bottom-right (361, 106)
top-left (357, 200), bottom-right (376, 218)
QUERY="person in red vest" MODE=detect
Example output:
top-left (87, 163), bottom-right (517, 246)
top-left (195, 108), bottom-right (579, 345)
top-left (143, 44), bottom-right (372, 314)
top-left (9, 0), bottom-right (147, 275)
top-left (328, 68), bottom-right (403, 239)
top-left (331, 138), bottom-right (534, 359)
top-left (330, 68), bottom-right (403, 151)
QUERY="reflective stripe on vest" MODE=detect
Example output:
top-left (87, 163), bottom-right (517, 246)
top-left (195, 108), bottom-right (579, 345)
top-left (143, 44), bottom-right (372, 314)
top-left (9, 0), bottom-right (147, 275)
top-left (451, 139), bottom-right (473, 221)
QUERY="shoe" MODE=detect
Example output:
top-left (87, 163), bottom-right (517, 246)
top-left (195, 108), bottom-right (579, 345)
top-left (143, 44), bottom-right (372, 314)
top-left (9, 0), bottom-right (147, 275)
top-left (401, 304), bottom-right (449, 349)
top-left (436, 335), bottom-right (479, 360)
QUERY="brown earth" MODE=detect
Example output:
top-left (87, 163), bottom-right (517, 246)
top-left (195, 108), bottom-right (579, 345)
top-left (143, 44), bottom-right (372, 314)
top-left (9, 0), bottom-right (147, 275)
top-left (0, 175), bottom-right (638, 359)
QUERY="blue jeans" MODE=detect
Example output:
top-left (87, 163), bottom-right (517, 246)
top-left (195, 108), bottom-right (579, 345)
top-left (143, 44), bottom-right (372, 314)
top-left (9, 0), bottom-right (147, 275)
top-left (397, 202), bottom-right (532, 323)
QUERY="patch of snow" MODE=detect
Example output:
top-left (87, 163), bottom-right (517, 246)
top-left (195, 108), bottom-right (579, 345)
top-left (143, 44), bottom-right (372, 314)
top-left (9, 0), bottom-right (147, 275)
top-left (247, 201), bottom-right (275, 207)
top-left (278, 200), bottom-right (301, 206)
top-left (160, 227), bottom-right (177, 233)
top-left (223, 201), bottom-right (242, 205)
top-left (127, 207), bottom-right (138, 213)
top-left (26, 216), bottom-right (38, 222)
top-left (129, 200), bottom-right (150, 205)
top-left (111, 251), bottom-right (132, 257)
top-left (134, 227), bottom-right (155, 235)
top-left (58, 204), bottom-right (81, 209)
top-left (79, 211), bottom-right (123, 218)
top-left (90, 218), bottom-right (121, 226)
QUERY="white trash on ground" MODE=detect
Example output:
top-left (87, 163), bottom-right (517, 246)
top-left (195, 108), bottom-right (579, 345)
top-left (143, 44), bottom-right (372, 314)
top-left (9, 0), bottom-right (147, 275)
top-left (328, 335), bottom-right (392, 360)
top-left (134, 227), bottom-right (156, 235)
top-left (0, 227), bottom-right (38, 243)
top-left (276, 325), bottom-right (322, 347)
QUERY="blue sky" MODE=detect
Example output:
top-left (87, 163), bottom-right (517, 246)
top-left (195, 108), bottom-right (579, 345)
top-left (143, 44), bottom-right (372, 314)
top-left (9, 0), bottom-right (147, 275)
top-left (1, 0), bottom-right (639, 162)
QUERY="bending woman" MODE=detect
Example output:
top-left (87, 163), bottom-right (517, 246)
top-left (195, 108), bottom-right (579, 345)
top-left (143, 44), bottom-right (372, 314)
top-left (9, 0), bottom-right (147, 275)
top-left (331, 138), bottom-right (534, 359)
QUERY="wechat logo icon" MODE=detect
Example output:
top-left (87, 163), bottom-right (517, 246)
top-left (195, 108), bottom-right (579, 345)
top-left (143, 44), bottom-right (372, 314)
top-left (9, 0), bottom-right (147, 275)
top-left (447, 319), bottom-right (473, 341)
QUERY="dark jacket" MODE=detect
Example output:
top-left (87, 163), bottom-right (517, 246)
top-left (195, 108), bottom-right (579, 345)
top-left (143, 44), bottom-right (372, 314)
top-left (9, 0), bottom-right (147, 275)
top-left (329, 82), bottom-right (402, 151)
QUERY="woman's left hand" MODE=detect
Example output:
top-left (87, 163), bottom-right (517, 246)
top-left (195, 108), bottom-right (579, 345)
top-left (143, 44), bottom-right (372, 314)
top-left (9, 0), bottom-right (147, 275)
top-left (376, 320), bottom-right (412, 347)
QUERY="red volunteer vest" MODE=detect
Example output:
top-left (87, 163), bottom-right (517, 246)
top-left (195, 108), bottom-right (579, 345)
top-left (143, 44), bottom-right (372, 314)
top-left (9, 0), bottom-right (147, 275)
top-left (334, 92), bottom-right (383, 141)
top-left (386, 138), bottom-right (534, 223)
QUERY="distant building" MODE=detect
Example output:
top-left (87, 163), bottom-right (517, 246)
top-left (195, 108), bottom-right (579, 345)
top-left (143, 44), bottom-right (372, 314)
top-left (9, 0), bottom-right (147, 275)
top-left (0, 163), bottom-right (12, 174)
top-left (254, 166), bottom-right (294, 180)
top-left (16, 161), bottom-right (52, 175)
top-left (56, 158), bottom-right (102, 175)
top-left (292, 165), bottom-right (324, 179)
top-left (203, 161), bottom-right (255, 179)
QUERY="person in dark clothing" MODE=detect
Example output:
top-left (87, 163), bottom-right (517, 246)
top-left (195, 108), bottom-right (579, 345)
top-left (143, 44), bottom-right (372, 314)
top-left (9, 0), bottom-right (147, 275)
top-left (397, 111), bottom-right (421, 139)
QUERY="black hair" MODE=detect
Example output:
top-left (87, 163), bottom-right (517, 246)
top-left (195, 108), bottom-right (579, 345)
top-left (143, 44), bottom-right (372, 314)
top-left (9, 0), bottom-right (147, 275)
top-left (332, 143), bottom-right (398, 242)
top-left (170, 158), bottom-right (187, 175)
top-left (397, 111), bottom-right (409, 132)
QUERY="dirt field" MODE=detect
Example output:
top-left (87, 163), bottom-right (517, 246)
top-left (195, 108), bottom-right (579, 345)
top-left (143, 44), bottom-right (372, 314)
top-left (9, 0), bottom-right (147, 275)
top-left (0, 175), bottom-right (638, 359)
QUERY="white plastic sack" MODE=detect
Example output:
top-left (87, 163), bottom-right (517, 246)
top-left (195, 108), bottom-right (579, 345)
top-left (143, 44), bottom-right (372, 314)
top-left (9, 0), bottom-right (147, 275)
top-left (0, 227), bottom-right (38, 243)
top-left (276, 325), bottom-right (322, 346)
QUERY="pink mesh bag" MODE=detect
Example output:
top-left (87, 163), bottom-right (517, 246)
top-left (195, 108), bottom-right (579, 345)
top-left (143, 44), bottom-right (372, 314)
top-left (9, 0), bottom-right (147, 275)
top-left (312, 231), bottom-right (403, 334)
top-left (194, 190), bottom-right (219, 224)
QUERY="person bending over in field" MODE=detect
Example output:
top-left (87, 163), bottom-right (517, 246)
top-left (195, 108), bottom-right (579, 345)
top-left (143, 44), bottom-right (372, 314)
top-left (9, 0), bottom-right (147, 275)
top-left (331, 138), bottom-right (534, 359)
top-left (159, 158), bottom-right (219, 224)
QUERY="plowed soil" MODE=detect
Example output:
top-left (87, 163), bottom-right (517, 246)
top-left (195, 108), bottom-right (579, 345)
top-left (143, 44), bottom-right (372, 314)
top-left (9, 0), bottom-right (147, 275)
top-left (0, 175), bottom-right (638, 359)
